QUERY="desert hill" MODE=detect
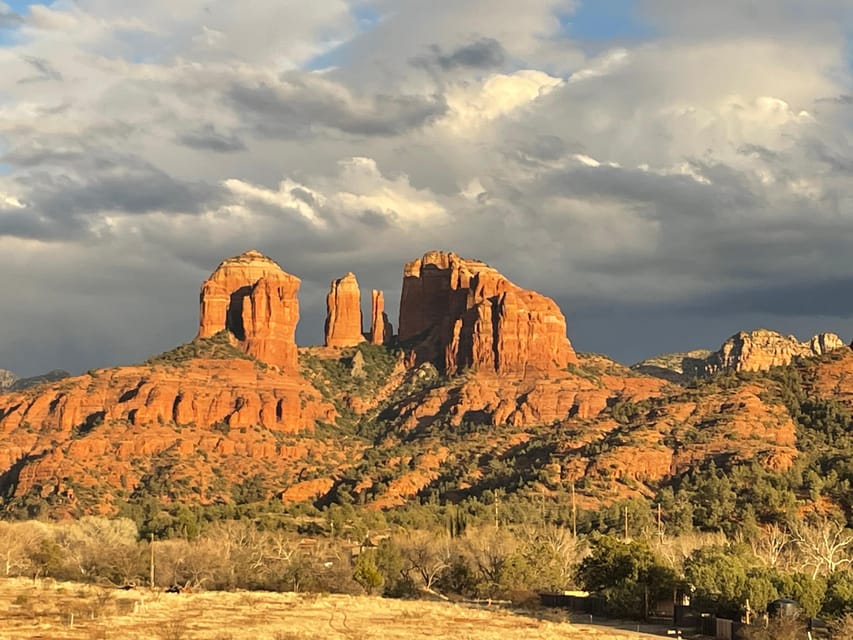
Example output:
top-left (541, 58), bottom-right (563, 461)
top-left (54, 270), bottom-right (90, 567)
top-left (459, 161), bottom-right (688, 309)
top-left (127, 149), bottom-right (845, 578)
top-left (0, 249), bottom-right (851, 531)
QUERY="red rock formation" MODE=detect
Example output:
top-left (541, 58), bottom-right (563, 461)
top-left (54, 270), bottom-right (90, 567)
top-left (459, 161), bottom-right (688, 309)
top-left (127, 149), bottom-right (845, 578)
top-left (704, 329), bottom-right (846, 375)
top-left (0, 357), bottom-right (347, 508)
top-left (324, 273), bottom-right (365, 348)
top-left (369, 290), bottom-right (393, 345)
top-left (198, 250), bottom-right (300, 372)
top-left (398, 251), bottom-right (577, 375)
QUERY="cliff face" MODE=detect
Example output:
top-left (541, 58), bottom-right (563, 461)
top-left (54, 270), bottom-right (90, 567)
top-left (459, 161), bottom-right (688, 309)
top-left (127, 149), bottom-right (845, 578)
top-left (398, 251), bottom-right (577, 375)
top-left (198, 250), bottom-right (301, 373)
top-left (0, 356), bottom-right (339, 507)
top-left (705, 330), bottom-right (845, 374)
top-left (325, 273), bottom-right (365, 348)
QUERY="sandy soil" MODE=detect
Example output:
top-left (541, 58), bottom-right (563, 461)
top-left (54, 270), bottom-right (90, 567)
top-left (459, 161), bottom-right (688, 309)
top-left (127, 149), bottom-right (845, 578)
top-left (0, 578), bottom-right (665, 640)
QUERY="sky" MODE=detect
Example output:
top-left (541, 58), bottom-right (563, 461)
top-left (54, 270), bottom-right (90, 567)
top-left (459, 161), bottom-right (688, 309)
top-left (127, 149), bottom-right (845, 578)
top-left (1, 1), bottom-right (853, 376)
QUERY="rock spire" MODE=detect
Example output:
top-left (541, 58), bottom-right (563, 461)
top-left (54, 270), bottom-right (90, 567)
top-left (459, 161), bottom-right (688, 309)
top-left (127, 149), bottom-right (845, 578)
top-left (369, 289), bottom-right (393, 345)
top-left (325, 272), bottom-right (365, 347)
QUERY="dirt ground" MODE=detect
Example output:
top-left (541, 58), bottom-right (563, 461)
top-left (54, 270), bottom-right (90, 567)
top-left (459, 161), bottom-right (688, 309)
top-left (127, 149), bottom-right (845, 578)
top-left (0, 578), bottom-right (665, 640)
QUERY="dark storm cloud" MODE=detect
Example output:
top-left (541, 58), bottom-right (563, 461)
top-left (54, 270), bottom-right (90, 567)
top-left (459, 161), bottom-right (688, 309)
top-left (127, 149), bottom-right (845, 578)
top-left (688, 277), bottom-right (853, 318)
top-left (21, 167), bottom-right (224, 219)
top-left (412, 37), bottom-right (507, 71)
top-left (0, 207), bottom-right (67, 240)
top-left (0, 157), bottom-right (226, 242)
top-left (545, 162), bottom-right (757, 220)
top-left (228, 75), bottom-right (448, 138)
top-left (18, 55), bottom-right (63, 83)
top-left (176, 124), bottom-right (247, 153)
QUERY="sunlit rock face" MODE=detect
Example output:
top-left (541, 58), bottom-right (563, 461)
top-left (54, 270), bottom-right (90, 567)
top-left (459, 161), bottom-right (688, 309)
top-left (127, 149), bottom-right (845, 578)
top-left (398, 250), bottom-right (577, 375)
top-left (198, 250), bottom-right (300, 372)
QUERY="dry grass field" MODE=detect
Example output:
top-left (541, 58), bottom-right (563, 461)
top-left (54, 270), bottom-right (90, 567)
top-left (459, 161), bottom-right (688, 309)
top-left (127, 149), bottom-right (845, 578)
top-left (0, 578), bottom-right (666, 640)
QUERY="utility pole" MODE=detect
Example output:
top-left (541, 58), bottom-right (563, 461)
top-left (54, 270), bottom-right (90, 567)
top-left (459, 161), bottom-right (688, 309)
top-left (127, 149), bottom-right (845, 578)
top-left (571, 483), bottom-right (577, 538)
top-left (149, 533), bottom-right (155, 589)
top-left (494, 491), bottom-right (500, 529)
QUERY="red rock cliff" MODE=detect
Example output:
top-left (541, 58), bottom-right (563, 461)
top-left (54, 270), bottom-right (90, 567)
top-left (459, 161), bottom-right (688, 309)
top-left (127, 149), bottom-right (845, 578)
top-left (324, 273), bottom-right (365, 348)
top-left (198, 250), bottom-right (300, 372)
top-left (369, 290), bottom-right (393, 345)
top-left (398, 251), bottom-right (577, 375)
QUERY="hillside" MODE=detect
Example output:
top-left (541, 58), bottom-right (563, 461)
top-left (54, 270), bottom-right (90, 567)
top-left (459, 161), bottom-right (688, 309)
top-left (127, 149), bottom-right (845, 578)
top-left (1, 249), bottom-right (852, 538)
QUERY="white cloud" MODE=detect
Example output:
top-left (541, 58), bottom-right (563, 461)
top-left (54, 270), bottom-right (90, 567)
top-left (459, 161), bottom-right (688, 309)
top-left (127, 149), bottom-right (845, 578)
top-left (441, 70), bottom-right (562, 134)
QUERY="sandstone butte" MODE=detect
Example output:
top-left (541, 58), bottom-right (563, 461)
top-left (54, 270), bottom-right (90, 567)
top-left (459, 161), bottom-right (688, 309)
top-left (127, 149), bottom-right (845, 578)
top-left (324, 272), bottom-right (366, 348)
top-left (198, 250), bottom-right (301, 373)
top-left (369, 289), bottom-right (393, 346)
top-left (398, 250), bottom-right (578, 375)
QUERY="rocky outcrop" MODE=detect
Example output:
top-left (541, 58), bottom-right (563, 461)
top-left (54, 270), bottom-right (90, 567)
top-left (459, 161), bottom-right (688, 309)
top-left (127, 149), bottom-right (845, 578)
top-left (636, 331), bottom-right (848, 381)
top-left (398, 251), bottom-right (576, 375)
top-left (631, 351), bottom-right (713, 384)
top-left (0, 357), bottom-right (342, 507)
top-left (705, 329), bottom-right (846, 375)
top-left (369, 290), bottom-right (393, 346)
top-left (324, 273), bottom-right (365, 348)
top-left (0, 369), bottom-right (16, 392)
top-left (9, 369), bottom-right (71, 392)
top-left (198, 250), bottom-right (300, 372)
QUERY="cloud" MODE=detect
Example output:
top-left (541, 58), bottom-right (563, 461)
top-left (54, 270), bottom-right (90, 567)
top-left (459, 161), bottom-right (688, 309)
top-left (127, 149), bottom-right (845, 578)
top-left (0, 0), bottom-right (853, 375)
top-left (0, 2), bottom-right (22, 29)
top-left (228, 73), bottom-right (448, 138)
top-left (17, 55), bottom-right (63, 83)
top-left (412, 37), bottom-right (507, 71)
top-left (176, 124), bottom-right (247, 153)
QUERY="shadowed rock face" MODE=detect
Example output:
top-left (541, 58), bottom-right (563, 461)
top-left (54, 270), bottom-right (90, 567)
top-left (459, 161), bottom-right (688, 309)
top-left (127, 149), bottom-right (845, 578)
top-left (398, 251), bottom-right (577, 375)
top-left (325, 273), bottom-right (365, 348)
top-left (198, 250), bottom-right (300, 372)
top-left (369, 289), bottom-right (393, 346)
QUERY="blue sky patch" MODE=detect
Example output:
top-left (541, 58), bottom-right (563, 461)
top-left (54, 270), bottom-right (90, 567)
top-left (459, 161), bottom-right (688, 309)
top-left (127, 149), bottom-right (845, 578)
top-left (562, 0), bottom-right (656, 50)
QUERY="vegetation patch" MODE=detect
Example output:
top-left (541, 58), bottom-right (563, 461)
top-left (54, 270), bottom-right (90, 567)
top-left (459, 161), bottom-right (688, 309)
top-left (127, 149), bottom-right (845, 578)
top-left (146, 331), bottom-right (256, 366)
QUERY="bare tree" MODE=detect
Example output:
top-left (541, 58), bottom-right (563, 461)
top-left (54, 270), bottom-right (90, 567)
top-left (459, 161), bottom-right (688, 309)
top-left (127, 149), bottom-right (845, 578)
top-left (399, 530), bottom-right (450, 592)
top-left (788, 517), bottom-right (853, 578)
top-left (0, 521), bottom-right (46, 577)
top-left (751, 524), bottom-right (792, 570)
